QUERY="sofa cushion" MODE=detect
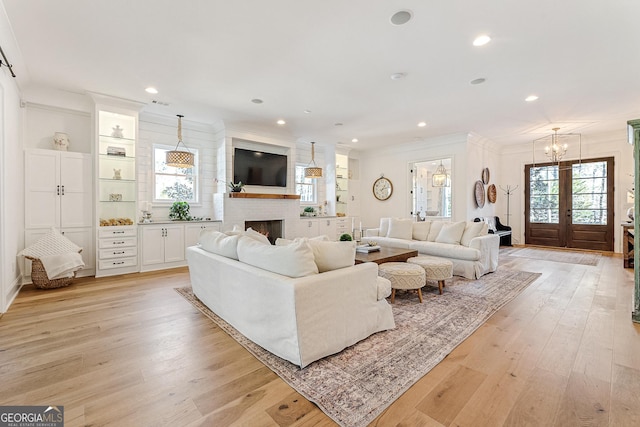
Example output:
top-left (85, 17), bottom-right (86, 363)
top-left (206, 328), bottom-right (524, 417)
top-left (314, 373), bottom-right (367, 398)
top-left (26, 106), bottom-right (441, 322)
top-left (460, 221), bottom-right (485, 247)
top-left (427, 221), bottom-right (445, 242)
top-left (307, 239), bottom-right (356, 272)
top-left (245, 227), bottom-right (271, 245)
top-left (379, 218), bottom-right (391, 237)
top-left (412, 221), bottom-right (431, 241)
top-left (237, 236), bottom-right (318, 278)
top-left (364, 236), bottom-right (412, 249)
top-left (435, 221), bottom-right (466, 245)
top-left (199, 230), bottom-right (240, 260)
top-left (387, 218), bottom-right (413, 239)
top-left (410, 241), bottom-right (481, 261)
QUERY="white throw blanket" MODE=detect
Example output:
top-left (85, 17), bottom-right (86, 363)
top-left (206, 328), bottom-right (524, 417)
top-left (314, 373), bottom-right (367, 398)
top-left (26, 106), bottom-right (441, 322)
top-left (40, 252), bottom-right (85, 280)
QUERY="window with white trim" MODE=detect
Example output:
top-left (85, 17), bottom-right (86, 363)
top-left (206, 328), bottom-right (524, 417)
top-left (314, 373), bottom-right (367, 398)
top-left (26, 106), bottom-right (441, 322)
top-left (153, 144), bottom-right (199, 203)
top-left (295, 165), bottom-right (317, 204)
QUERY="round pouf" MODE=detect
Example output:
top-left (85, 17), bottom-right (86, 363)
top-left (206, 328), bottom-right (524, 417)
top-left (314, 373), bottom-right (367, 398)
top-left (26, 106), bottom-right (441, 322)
top-left (378, 262), bottom-right (426, 303)
top-left (407, 256), bottom-right (453, 295)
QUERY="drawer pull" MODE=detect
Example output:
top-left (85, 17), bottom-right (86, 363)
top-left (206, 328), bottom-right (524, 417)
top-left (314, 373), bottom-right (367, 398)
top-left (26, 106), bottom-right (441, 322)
top-left (113, 241), bottom-right (125, 245)
top-left (113, 251), bottom-right (125, 255)
top-left (113, 261), bottom-right (125, 265)
top-left (113, 231), bottom-right (125, 234)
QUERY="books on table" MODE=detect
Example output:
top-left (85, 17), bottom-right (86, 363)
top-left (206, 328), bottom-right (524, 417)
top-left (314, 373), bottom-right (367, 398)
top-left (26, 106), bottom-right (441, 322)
top-left (356, 245), bottom-right (380, 253)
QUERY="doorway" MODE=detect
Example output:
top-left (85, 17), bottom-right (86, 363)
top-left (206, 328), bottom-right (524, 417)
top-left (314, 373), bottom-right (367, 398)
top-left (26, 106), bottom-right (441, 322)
top-left (525, 157), bottom-right (614, 251)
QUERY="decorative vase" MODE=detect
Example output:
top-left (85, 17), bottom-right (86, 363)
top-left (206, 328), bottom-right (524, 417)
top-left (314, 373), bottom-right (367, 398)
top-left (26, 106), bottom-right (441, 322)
top-left (111, 125), bottom-right (124, 138)
top-left (53, 132), bottom-right (70, 151)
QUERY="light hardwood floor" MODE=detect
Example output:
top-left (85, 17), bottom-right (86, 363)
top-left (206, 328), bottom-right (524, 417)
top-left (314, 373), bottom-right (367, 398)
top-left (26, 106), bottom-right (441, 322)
top-left (1, 249), bottom-right (639, 426)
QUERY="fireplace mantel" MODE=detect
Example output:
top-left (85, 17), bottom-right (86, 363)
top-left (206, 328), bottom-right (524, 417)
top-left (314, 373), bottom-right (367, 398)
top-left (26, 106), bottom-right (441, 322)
top-left (228, 193), bottom-right (301, 200)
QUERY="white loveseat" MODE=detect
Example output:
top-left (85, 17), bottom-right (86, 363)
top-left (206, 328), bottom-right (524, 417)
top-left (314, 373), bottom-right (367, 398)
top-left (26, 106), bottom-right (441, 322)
top-left (186, 230), bottom-right (395, 368)
top-left (364, 218), bottom-right (500, 279)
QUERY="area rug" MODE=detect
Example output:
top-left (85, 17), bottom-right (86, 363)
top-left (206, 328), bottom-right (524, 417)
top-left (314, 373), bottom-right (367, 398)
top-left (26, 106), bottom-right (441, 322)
top-left (504, 247), bottom-right (601, 266)
top-left (176, 268), bottom-right (540, 427)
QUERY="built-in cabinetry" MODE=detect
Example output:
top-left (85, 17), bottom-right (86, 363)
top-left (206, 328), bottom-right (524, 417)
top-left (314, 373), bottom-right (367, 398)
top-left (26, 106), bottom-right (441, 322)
top-left (297, 217), bottom-right (340, 239)
top-left (336, 153), bottom-right (349, 217)
top-left (24, 149), bottom-right (94, 277)
top-left (95, 108), bottom-right (139, 277)
top-left (139, 221), bottom-right (222, 272)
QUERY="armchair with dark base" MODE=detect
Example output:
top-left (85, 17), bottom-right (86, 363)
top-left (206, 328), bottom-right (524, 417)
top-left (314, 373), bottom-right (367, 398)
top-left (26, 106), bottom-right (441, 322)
top-left (474, 216), bottom-right (512, 246)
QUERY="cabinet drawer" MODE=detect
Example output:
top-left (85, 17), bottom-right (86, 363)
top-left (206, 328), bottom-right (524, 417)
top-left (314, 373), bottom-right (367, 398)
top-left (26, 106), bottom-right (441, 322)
top-left (99, 227), bottom-right (137, 238)
top-left (99, 256), bottom-right (137, 270)
top-left (98, 237), bottom-right (137, 249)
top-left (99, 247), bottom-right (137, 259)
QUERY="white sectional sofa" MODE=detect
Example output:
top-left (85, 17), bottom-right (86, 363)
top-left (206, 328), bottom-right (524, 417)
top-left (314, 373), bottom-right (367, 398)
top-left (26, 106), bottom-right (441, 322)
top-left (364, 218), bottom-right (500, 279)
top-left (186, 229), bottom-right (395, 368)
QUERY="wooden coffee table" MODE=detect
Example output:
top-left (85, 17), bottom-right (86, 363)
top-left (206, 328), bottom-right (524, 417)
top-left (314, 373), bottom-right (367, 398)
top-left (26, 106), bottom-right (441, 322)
top-left (354, 247), bottom-right (419, 265)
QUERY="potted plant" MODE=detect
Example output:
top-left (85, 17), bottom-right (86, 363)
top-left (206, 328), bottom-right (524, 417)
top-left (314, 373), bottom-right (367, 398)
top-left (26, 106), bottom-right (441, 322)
top-left (169, 201), bottom-right (192, 221)
top-left (303, 206), bottom-right (316, 217)
top-left (229, 181), bottom-right (245, 192)
top-left (339, 233), bottom-right (353, 241)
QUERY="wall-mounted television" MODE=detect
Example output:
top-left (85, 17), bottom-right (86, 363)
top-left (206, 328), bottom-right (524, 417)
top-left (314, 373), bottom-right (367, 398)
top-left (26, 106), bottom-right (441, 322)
top-left (233, 148), bottom-right (287, 187)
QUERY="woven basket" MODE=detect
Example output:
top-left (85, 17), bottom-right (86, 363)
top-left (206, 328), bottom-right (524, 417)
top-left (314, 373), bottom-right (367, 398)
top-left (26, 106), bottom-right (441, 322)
top-left (26, 252), bottom-right (81, 289)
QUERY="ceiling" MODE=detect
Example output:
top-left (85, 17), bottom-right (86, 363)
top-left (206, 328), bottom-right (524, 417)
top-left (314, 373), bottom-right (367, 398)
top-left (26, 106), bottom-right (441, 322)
top-left (3, 0), bottom-right (640, 150)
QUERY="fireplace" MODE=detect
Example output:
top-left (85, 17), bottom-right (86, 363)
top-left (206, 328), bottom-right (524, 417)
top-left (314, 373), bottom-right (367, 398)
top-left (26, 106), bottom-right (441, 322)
top-left (245, 220), bottom-right (283, 245)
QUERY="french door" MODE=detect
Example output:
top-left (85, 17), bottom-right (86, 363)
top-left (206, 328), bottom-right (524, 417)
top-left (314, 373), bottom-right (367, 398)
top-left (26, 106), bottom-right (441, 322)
top-left (525, 157), bottom-right (614, 251)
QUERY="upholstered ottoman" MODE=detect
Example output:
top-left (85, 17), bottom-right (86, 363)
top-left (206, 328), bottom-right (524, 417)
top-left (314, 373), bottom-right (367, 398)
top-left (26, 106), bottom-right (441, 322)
top-left (407, 256), bottom-right (453, 295)
top-left (378, 262), bottom-right (426, 303)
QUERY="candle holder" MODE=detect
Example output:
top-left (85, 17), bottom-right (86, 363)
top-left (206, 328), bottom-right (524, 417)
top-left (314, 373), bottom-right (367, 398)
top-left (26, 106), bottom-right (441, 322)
top-left (352, 228), bottom-right (362, 243)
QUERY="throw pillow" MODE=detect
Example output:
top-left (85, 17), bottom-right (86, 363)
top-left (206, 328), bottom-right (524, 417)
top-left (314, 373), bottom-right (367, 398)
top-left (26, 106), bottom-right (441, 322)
top-left (379, 218), bottom-right (391, 237)
top-left (244, 227), bottom-right (271, 245)
top-left (307, 240), bottom-right (356, 272)
top-left (387, 218), bottom-right (413, 240)
top-left (412, 221), bottom-right (431, 241)
top-left (435, 221), bottom-right (467, 245)
top-left (237, 236), bottom-right (319, 278)
top-left (20, 227), bottom-right (81, 258)
top-left (460, 221), bottom-right (485, 247)
top-left (480, 222), bottom-right (489, 235)
top-left (199, 230), bottom-right (240, 260)
top-left (427, 221), bottom-right (445, 242)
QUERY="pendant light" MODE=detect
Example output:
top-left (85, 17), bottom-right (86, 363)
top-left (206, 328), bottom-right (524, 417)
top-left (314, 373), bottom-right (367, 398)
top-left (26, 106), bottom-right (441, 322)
top-left (432, 160), bottom-right (450, 187)
top-left (166, 114), bottom-right (194, 168)
top-left (304, 141), bottom-right (323, 178)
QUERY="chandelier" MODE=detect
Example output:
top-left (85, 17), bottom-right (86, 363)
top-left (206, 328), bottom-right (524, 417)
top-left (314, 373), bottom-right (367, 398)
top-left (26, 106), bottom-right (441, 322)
top-left (432, 160), bottom-right (450, 187)
top-left (543, 127), bottom-right (568, 162)
top-left (304, 141), bottom-right (323, 178)
top-left (166, 114), bottom-right (194, 168)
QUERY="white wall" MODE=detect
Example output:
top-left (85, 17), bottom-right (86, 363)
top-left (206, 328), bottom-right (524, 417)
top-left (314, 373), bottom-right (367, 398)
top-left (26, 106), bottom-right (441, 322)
top-left (499, 130), bottom-right (632, 251)
top-left (23, 103), bottom-right (91, 153)
top-left (0, 62), bottom-right (24, 313)
top-left (357, 133), bottom-right (496, 229)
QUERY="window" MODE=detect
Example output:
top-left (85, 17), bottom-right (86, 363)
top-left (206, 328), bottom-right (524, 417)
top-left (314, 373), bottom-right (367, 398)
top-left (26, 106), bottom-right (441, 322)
top-left (295, 165), bottom-right (317, 203)
top-left (153, 144), bottom-right (198, 203)
top-left (529, 165), bottom-right (559, 223)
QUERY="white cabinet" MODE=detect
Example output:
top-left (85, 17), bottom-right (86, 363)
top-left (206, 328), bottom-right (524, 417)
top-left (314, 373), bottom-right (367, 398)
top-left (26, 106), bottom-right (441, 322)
top-left (24, 149), bottom-right (94, 277)
top-left (336, 217), bottom-right (351, 240)
top-left (298, 218), bottom-right (319, 238)
top-left (185, 222), bottom-right (222, 248)
top-left (140, 224), bottom-right (185, 271)
top-left (94, 105), bottom-right (140, 277)
top-left (318, 218), bottom-right (337, 239)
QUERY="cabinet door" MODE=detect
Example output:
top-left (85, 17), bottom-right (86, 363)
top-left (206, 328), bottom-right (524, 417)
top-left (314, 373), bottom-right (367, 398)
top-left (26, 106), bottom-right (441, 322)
top-left (25, 150), bottom-right (60, 229)
top-left (298, 219), bottom-right (318, 238)
top-left (141, 226), bottom-right (165, 266)
top-left (185, 223), bottom-right (221, 248)
top-left (318, 219), bottom-right (336, 240)
top-left (61, 153), bottom-right (93, 228)
top-left (163, 225), bottom-right (185, 263)
top-left (62, 227), bottom-right (95, 272)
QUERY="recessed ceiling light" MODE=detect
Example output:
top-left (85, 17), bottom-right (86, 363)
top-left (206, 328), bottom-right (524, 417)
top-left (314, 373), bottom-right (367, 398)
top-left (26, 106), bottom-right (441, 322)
top-left (470, 78), bottom-right (486, 85)
top-left (334, 122), bottom-right (343, 126)
top-left (251, 98), bottom-right (264, 104)
top-left (525, 95), bottom-right (539, 102)
top-left (473, 35), bottom-right (491, 46)
top-left (390, 10), bottom-right (413, 25)
top-left (352, 138), bottom-right (359, 143)
top-left (277, 119), bottom-right (286, 125)
top-left (417, 121), bottom-right (427, 127)
top-left (145, 87), bottom-right (158, 94)
top-left (390, 72), bottom-right (406, 80)
top-left (304, 109), bottom-right (311, 114)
